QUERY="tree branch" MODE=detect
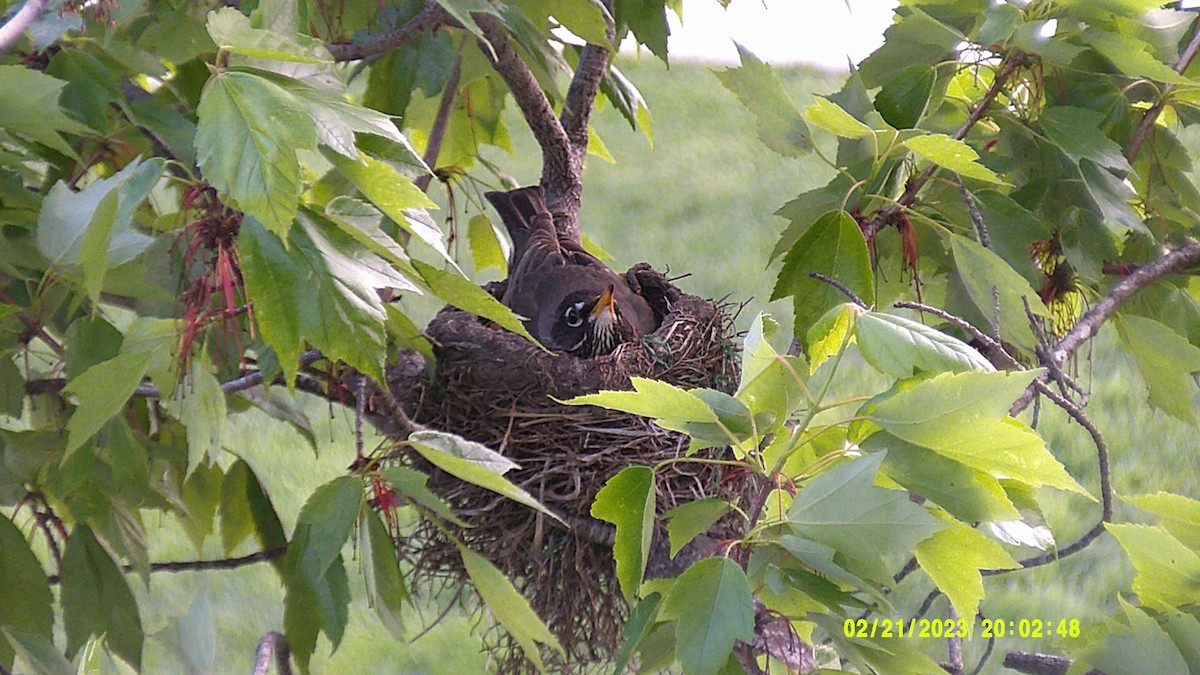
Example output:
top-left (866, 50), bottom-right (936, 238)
top-left (561, 44), bottom-right (611, 151)
top-left (0, 0), bottom-right (47, 54)
top-left (1126, 23), bottom-right (1200, 162)
top-left (1003, 651), bottom-right (1100, 675)
top-left (46, 546), bottom-right (286, 585)
top-left (327, 2), bottom-right (452, 61)
top-left (415, 52), bottom-right (463, 193)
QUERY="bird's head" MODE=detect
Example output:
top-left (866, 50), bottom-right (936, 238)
top-left (552, 284), bottom-right (626, 357)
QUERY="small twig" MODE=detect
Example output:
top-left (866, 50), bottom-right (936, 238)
top-left (0, 0), bottom-right (47, 54)
top-left (970, 621), bottom-right (996, 675)
top-left (0, 289), bottom-right (65, 356)
top-left (1003, 651), bottom-right (1098, 675)
top-left (326, 2), bottom-right (452, 61)
top-left (415, 52), bottom-right (463, 193)
top-left (409, 585), bottom-right (465, 644)
top-left (47, 546), bottom-right (287, 584)
top-left (954, 174), bottom-right (990, 248)
top-left (252, 631), bottom-right (292, 675)
top-left (945, 607), bottom-right (964, 675)
top-left (1127, 24), bottom-right (1200, 162)
top-left (809, 271), bottom-right (867, 309)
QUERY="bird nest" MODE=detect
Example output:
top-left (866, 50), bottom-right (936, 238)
top-left (385, 265), bottom-right (742, 672)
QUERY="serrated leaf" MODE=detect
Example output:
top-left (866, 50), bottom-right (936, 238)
top-left (207, 7), bottom-right (331, 63)
top-left (714, 44), bottom-right (811, 157)
top-left (875, 65), bottom-right (935, 129)
top-left (613, 0), bottom-right (668, 62)
top-left (772, 210), bottom-right (874, 342)
top-left (592, 467), bottom-right (655, 601)
top-left (1085, 28), bottom-right (1193, 86)
top-left (660, 557), bottom-right (754, 675)
top-left (511, 0), bottom-right (611, 46)
top-left (737, 313), bottom-right (807, 425)
top-left (323, 196), bottom-right (421, 281)
top-left (561, 377), bottom-right (717, 423)
top-left (775, 536), bottom-right (891, 610)
top-left (904, 134), bottom-right (1004, 184)
top-left (1108, 524), bottom-right (1200, 611)
top-left (804, 97), bottom-right (873, 139)
top-left (868, 370), bottom-right (1089, 494)
top-left (0, 516), bottom-right (54, 670)
top-left (855, 311), bottom-right (994, 378)
top-left (411, 259), bottom-right (542, 347)
top-left (63, 351), bottom-right (153, 457)
top-left (1039, 106), bottom-right (1131, 173)
top-left (1115, 315), bottom-right (1200, 426)
top-left (806, 303), bottom-right (858, 374)
top-left (787, 453), bottom-right (946, 583)
top-left (0, 628), bottom-right (72, 675)
top-left (1075, 601), bottom-right (1190, 675)
top-left (435, 0), bottom-right (500, 58)
top-left (180, 461), bottom-right (223, 552)
top-left (1080, 159), bottom-right (1148, 237)
top-left (459, 544), bottom-right (563, 670)
top-left (409, 435), bottom-right (562, 524)
top-left (663, 498), bottom-right (731, 559)
top-left (915, 523), bottom-right (1019, 631)
top-left (468, 213), bottom-right (507, 273)
top-left (175, 362), bottom-right (226, 473)
top-left (240, 212), bottom-right (409, 383)
top-left (288, 476), bottom-right (363, 582)
top-left (950, 233), bottom-right (1049, 350)
top-left (276, 80), bottom-right (412, 161)
top-left (1124, 492), bottom-right (1200, 549)
top-left (0, 65), bottom-right (91, 156)
top-left (195, 71), bottom-right (316, 237)
top-left (220, 459), bottom-right (287, 558)
top-left (868, 432), bottom-right (1020, 523)
top-left (360, 509), bottom-right (409, 638)
top-left (61, 526), bottom-right (144, 669)
top-left (410, 429), bottom-right (518, 474)
top-left (600, 62), bottom-right (653, 143)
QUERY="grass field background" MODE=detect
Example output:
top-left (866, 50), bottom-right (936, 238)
top-left (134, 57), bottom-right (1200, 673)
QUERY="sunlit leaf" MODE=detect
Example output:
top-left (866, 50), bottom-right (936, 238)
top-left (1114, 315), bottom-right (1200, 426)
top-left (904, 134), bottom-right (1004, 184)
top-left (715, 44), bottom-right (812, 157)
top-left (1107, 524), bottom-right (1200, 611)
top-left (592, 467), bottom-right (655, 601)
top-left (459, 544), bottom-right (563, 670)
top-left (915, 523), bottom-right (1019, 630)
top-left (855, 311), bottom-right (994, 378)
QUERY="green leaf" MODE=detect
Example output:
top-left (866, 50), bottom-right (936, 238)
top-left (409, 429), bottom-right (518, 474)
top-left (284, 553), bottom-right (350, 669)
top-left (410, 260), bottom-right (541, 346)
top-left (468, 213), bottom-right (507, 273)
top-left (904, 134), bottom-right (1004, 184)
top-left (459, 544), bottom-right (563, 670)
top-left (378, 465), bottom-right (467, 527)
top-left (775, 536), bottom-right (890, 609)
top-left (613, 0), bottom-right (668, 62)
top-left (1075, 601), bottom-right (1191, 675)
top-left (1114, 315), bottom-right (1200, 425)
top-left (714, 44), bottom-right (812, 157)
top-left (1124, 492), bottom-right (1200, 549)
top-left (875, 65), bottom-right (935, 129)
top-left (180, 461), bottom-right (224, 552)
top-left (915, 523), bottom-right (1019, 629)
top-left (660, 557), bottom-right (754, 675)
top-left (511, 0), bottom-right (612, 46)
top-left (1163, 611), bottom-right (1200, 673)
top-left (1039, 106), bottom-right (1131, 173)
top-left (1080, 160), bottom-right (1148, 237)
top-left (613, 592), bottom-right (662, 674)
top-left (36, 159), bottom-right (160, 287)
top-left (804, 97), bottom-right (874, 139)
top-left (854, 311), bottom-right (995, 378)
top-left (869, 432), bottom-right (1020, 523)
top-left (61, 526), bottom-right (144, 669)
top-left (600, 62), bottom-right (653, 143)
top-left (323, 197), bottom-right (421, 281)
top-left (772, 210), bottom-right (874, 341)
top-left (240, 212), bottom-right (409, 383)
top-left (1085, 28), bottom-right (1193, 86)
top-left (359, 509), bottom-right (409, 638)
top-left (434, 0), bottom-right (500, 59)
top-left (280, 81), bottom-right (412, 161)
top-left (663, 498), bottom-right (731, 559)
top-left (175, 362), bottom-right (227, 473)
top-left (787, 453), bottom-right (946, 583)
top-left (219, 460), bottom-right (287, 559)
top-left (206, 7), bottom-right (332, 63)
top-left (288, 476), bottom-right (363, 581)
top-left (0, 516), bottom-right (53, 670)
top-left (409, 433), bottom-right (563, 524)
top-left (858, 8), bottom-right (963, 87)
top-left (868, 370), bottom-right (1089, 494)
top-left (1107, 524), bottom-right (1200, 611)
top-left (736, 313), bottom-right (806, 427)
top-left (561, 377), bottom-right (717, 423)
top-left (63, 351), bottom-right (154, 457)
top-left (807, 303), bottom-right (858, 375)
top-left (950, 233), bottom-right (1049, 350)
top-left (195, 71), bottom-right (316, 237)
top-left (328, 149), bottom-right (442, 251)
top-left (0, 628), bottom-right (72, 675)
top-left (591, 467), bottom-right (655, 601)
top-left (0, 65), bottom-right (91, 155)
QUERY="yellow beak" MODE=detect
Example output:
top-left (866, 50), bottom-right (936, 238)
top-left (590, 284), bottom-right (617, 321)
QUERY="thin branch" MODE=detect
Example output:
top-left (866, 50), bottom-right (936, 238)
top-left (252, 631), bottom-right (292, 675)
top-left (1126, 23), bottom-right (1200, 162)
top-left (0, 0), bottom-right (47, 54)
top-left (415, 52), bottom-right (463, 193)
top-left (47, 546), bottom-right (286, 585)
top-left (1011, 241), bottom-right (1200, 414)
top-left (1003, 651), bottom-right (1098, 675)
top-left (0, 289), bottom-right (65, 356)
top-left (327, 2), bottom-right (452, 61)
top-left (810, 271), bottom-right (868, 308)
top-left (863, 54), bottom-right (1026, 239)
top-left (954, 174), bottom-right (990, 248)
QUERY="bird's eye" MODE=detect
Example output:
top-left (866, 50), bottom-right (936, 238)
top-left (563, 304), bottom-right (583, 327)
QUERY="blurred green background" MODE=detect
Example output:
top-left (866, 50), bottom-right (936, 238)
top-left (136, 57), bottom-right (1199, 674)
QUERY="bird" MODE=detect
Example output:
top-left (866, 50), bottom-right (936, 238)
top-left (485, 186), bottom-right (656, 357)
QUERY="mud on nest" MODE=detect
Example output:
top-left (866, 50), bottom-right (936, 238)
top-left (385, 265), bottom-right (744, 672)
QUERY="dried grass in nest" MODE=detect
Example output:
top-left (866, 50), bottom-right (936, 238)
top-left (388, 267), bottom-right (742, 672)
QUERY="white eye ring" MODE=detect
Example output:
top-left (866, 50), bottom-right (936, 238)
top-left (563, 303), bottom-right (584, 327)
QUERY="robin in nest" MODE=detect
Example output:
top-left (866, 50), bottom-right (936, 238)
top-left (486, 186), bottom-right (656, 357)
